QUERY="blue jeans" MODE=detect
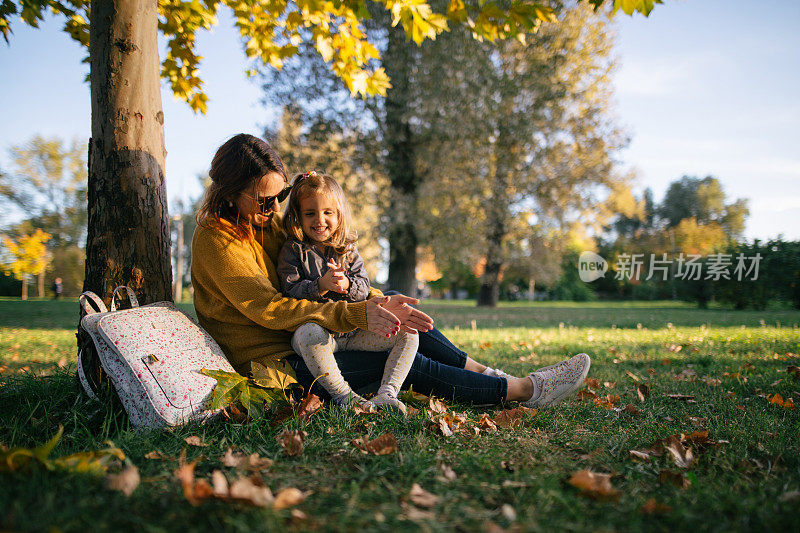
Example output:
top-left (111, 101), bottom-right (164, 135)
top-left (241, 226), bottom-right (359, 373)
top-left (285, 325), bottom-right (508, 405)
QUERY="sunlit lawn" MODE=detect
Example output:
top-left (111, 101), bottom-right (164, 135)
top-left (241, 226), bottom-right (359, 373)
top-left (1, 298), bottom-right (799, 531)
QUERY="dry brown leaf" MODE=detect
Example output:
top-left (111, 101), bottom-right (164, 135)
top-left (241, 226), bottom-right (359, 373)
top-left (629, 450), bottom-right (651, 461)
top-left (221, 447), bottom-right (274, 472)
top-left (229, 476), bottom-right (275, 507)
top-left (57, 357), bottom-right (68, 368)
top-left (787, 365), bottom-right (800, 380)
top-left (406, 405), bottom-right (420, 417)
top-left (674, 368), bottom-right (696, 381)
top-left (636, 384), bottom-right (649, 402)
top-left (353, 403), bottom-right (378, 415)
top-left (593, 394), bottom-right (621, 409)
top-left (625, 370), bottom-right (642, 382)
top-left (567, 469), bottom-right (619, 500)
top-left (664, 434), bottom-right (695, 468)
top-left (438, 464), bottom-right (457, 482)
top-left (427, 398), bottom-right (448, 415)
top-left (273, 487), bottom-right (307, 510)
top-left (658, 469), bottom-right (691, 489)
top-left (400, 501), bottom-right (435, 521)
top-left (666, 394), bottom-right (696, 403)
top-left (145, 450), bottom-right (169, 460)
top-left (584, 377), bottom-right (601, 390)
top-left (184, 436), bottom-right (209, 447)
top-left (477, 413), bottom-right (498, 431)
top-left (351, 433), bottom-right (398, 455)
top-left (175, 456), bottom-right (214, 506)
top-left (640, 498), bottom-right (672, 515)
top-left (106, 465), bottom-right (140, 496)
top-left (578, 389), bottom-right (598, 401)
top-left (620, 404), bottom-right (642, 417)
top-left (277, 430), bottom-right (306, 456)
top-left (603, 381), bottom-right (616, 389)
top-left (493, 408), bottom-right (526, 428)
top-left (428, 415), bottom-right (454, 437)
top-left (408, 483), bottom-right (439, 508)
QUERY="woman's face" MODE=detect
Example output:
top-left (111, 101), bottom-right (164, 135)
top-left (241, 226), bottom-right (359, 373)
top-left (233, 171), bottom-right (286, 227)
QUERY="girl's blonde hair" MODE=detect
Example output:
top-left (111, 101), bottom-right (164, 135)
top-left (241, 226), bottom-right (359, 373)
top-left (282, 172), bottom-right (357, 260)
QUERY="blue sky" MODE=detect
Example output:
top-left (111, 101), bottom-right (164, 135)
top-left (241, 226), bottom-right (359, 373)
top-left (0, 0), bottom-right (798, 240)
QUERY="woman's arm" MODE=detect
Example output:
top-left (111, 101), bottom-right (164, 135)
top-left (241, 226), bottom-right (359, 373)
top-left (193, 226), bottom-right (400, 336)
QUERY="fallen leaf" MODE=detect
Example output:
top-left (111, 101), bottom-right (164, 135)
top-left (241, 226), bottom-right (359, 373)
top-left (438, 464), bottom-right (457, 482)
top-left (406, 405), bottom-right (420, 416)
top-left (175, 454), bottom-right (213, 506)
top-left (664, 434), bottom-right (695, 468)
top-left (106, 465), bottom-right (140, 496)
top-left (352, 403), bottom-right (378, 415)
top-left (603, 381), bottom-right (616, 389)
top-left (211, 470), bottom-right (229, 496)
top-left (400, 501), bottom-right (435, 521)
top-left (277, 430), bottom-right (306, 457)
top-left (493, 408), bottom-right (526, 428)
top-left (221, 447), bottom-right (274, 472)
top-left (620, 404), bottom-right (642, 417)
top-left (501, 503), bottom-right (517, 521)
top-left (427, 398), bottom-right (448, 415)
top-left (640, 498), bottom-right (671, 515)
top-left (428, 415), bottom-right (454, 437)
top-left (687, 417), bottom-right (707, 427)
top-left (636, 384), bottom-right (649, 402)
top-left (57, 357), bottom-right (68, 368)
top-left (787, 366), bottom-right (800, 380)
top-left (585, 378), bottom-right (601, 390)
top-left (665, 394), bottom-right (696, 403)
top-left (477, 413), bottom-right (497, 431)
top-left (578, 389), bottom-right (598, 400)
top-left (567, 469), bottom-right (619, 500)
top-left (408, 483), bottom-right (439, 508)
top-left (703, 377), bottom-right (722, 387)
top-left (629, 450), bottom-right (651, 462)
top-left (625, 371), bottom-right (642, 382)
top-left (229, 476), bottom-right (275, 507)
top-left (184, 436), bottom-right (209, 447)
top-left (273, 487), bottom-right (307, 510)
top-left (351, 433), bottom-right (398, 455)
top-left (144, 450), bottom-right (170, 460)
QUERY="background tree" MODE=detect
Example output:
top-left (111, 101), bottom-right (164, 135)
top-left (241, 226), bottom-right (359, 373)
top-left (1, 228), bottom-right (51, 299)
top-left (1, 135), bottom-right (88, 296)
top-left (659, 175), bottom-right (749, 239)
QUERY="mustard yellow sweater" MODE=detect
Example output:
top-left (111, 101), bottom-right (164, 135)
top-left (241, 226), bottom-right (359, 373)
top-left (191, 216), bottom-right (374, 380)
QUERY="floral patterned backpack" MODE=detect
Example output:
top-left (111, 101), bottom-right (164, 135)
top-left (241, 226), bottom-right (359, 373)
top-left (77, 286), bottom-right (235, 427)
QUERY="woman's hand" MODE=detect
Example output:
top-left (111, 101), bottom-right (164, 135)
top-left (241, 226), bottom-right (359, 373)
top-left (383, 294), bottom-right (434, 333)
top-left (364, 296), bottom-right (401, 337)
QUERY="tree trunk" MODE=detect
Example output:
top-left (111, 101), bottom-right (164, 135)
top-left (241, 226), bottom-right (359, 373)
top-left (37, 271), bottom-right (45, 298)
top-left (384, 24), bottom-right (419, 296)
top-left (477, 127), bottom-right (513, 308)
top-left (85, 0), bottom-right (172, 309)
top-left (21, 275), bottom-right (28, 300)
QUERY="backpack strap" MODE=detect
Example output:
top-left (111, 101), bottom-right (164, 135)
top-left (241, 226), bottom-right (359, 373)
top-left (111, 286), bottom-right (140, 311)
top-left (79, 291), bottom-right (108, 316)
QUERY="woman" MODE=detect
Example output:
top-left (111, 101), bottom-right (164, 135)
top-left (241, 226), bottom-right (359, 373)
top-left (191, 133), bottom-right (590, 408)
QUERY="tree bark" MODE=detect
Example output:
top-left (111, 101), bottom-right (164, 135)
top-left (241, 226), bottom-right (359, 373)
top-left (21, 275), bottom-right (28, 300)
top-left (477, 125), bottom-right (514, 308)
top-left (38, 271), bottom-right (45, 298)
top-left (384, 24), bottom-right (419, 296)
top-left (85, 0), bottom-right (172, 308)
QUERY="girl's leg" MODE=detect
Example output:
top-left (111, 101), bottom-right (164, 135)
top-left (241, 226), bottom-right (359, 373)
top-left (290, 323), bottom-right (375, 408)
top-left (339, 330), bottom-right (419, 413)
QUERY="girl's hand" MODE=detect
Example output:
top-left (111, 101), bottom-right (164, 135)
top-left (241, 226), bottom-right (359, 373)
top-left (364, 295), bottom-right (401, 337)
top-left (319, 261), bottom-right (348, 295)
top-left (383, 294), bottom-right (434, 333)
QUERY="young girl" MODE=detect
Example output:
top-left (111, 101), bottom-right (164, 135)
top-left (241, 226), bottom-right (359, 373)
top-left (277, 171), bottom-right (417, 413)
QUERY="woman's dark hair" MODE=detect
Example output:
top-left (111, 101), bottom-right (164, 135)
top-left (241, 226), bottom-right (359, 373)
top-left (197, 134), bottom-right (288, 239)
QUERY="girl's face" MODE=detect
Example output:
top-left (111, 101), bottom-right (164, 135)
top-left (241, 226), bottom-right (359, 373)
top-left (299, 192), bottom-right (339, 245)
top-left (234, 172), bottom-right (286, 227)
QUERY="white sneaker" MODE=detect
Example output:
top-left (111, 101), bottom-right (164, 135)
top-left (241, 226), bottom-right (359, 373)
top-left (522, 353), bottom-right (591, 408)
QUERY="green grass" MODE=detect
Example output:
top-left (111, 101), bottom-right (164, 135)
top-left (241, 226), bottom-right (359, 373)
top-left (1, 299), bottom-right (799, 531)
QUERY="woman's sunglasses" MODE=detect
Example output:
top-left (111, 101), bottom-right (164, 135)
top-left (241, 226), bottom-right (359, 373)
top-left (252, 186), bottom-right (292, 213)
